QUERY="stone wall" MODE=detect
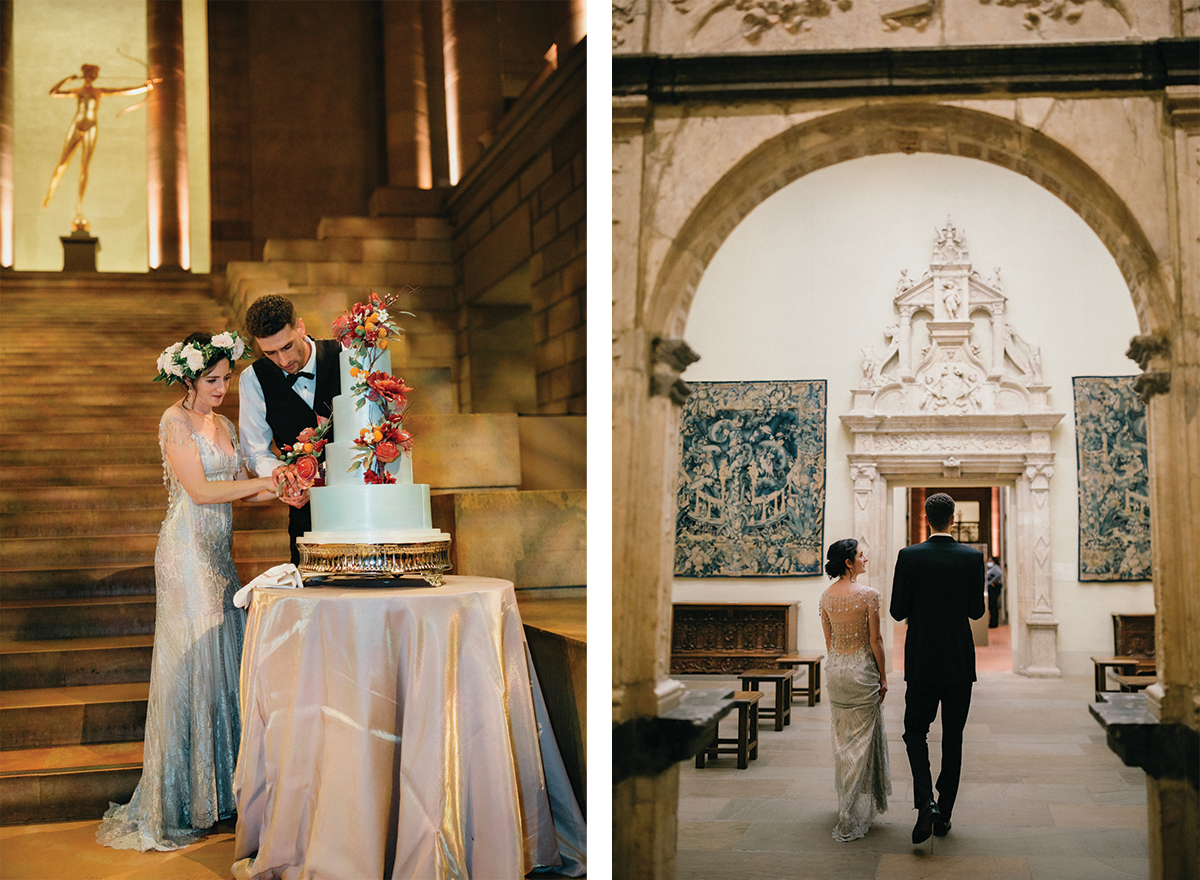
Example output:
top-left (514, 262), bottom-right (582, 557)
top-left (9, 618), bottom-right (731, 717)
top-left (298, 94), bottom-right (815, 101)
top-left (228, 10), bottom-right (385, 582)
top-left (446, 41), bottom-right (586, 415)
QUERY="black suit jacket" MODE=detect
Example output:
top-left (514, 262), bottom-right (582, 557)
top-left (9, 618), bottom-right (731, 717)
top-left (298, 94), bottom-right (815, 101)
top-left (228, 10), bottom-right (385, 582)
top-left (251, 338), bottom-right (340, 538)
top-left (890, 536), bottom-right (986, 683)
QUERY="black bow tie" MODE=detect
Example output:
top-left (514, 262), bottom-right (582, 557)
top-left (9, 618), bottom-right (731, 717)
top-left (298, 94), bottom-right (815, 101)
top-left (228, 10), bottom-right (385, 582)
top-left (286, 371), bottom-right (315, 386)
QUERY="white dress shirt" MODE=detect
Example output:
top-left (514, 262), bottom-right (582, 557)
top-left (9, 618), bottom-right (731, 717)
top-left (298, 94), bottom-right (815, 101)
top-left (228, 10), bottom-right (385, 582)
top-left (239, 337), bottom-right (318, 477)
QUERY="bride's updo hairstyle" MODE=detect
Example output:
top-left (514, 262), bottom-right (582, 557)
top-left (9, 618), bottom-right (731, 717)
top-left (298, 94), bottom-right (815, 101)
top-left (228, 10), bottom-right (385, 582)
top-left (825, 538), bottom-right (858, 579)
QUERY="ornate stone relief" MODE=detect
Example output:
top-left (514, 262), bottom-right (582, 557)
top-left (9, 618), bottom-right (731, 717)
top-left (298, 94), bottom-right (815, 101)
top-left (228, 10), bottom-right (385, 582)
top-left (881, 1), bottom-right (936, 30)
top-left (671, 0), bottom-right (853, 43)
top-left (612, 0), bottom-right (639, 48)
top-left (854, 218), bottom-right (1047, 417)
top-left (978, 0), bottom-right (1135, 32)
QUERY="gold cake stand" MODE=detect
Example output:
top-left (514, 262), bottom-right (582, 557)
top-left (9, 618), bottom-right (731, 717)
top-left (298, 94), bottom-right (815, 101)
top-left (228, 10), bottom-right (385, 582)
top-left (296, 539), bottom-right (452, 586)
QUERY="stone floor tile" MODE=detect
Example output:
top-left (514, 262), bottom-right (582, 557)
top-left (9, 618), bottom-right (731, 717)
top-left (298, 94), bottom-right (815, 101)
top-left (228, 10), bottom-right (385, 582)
top-left (1048, 803), bottom-right (1149, 829)
top-left (679, 777), bottom-right (794, 800)
top-left (678, 797), bottom-right (731, 821)
top-left (941, 798), bottom-right (1054, 827)
top-left (676, 848), bottom-right (880, 880)
top-left (676, 821), bottom-right (751, 851)
top-left (931, 826), bottom-right (1148, 858)
top-left (955, 782), bottom-right (1094, 805)
top-left (875, 854), bottom-right (1031, 879)
top-left (1025, 856), bottom-right (1150, 879)
top-left (734, 819), bottom-right (911, 854)
top-left (715, 796), bottom-right (840, 823)
top-left (1087, 787), bottom-right (1147, 807)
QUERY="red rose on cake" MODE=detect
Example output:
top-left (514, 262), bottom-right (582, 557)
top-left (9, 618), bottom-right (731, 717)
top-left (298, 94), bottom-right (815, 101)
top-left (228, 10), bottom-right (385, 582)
top-left (363, 468), bottom-right (397, 484)
top-left (294, 455), bottom-right (320, 488)
top-left (364, 372), bottom-right (412, 405)
top-left (374, 441), bottom-right (401, 463)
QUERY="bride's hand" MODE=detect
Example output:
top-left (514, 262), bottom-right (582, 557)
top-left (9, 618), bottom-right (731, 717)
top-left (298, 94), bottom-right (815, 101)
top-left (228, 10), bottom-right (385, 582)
top-left (879, 680), bottom-right (888, 703)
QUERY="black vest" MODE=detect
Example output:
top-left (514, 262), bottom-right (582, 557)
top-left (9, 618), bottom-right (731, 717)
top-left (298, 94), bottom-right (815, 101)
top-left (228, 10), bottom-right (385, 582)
top-left (252, 338), bottom-right (340, 538)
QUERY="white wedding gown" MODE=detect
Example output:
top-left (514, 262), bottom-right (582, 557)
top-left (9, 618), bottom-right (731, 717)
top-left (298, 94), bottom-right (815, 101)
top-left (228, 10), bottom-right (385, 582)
top-left (96, 411), bottom-right (245, 851)
top-left (819, 587), bottom-right (892, 841)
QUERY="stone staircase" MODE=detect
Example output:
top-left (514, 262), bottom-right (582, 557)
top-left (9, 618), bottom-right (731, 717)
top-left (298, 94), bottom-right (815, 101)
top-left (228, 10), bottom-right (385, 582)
top-left (0, 273), bottom-right (289, 824)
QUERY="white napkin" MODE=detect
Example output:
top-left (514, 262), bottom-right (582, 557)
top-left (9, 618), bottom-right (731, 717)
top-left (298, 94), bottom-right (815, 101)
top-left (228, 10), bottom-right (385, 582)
top-left (233, 563), bottom-right (303, 609)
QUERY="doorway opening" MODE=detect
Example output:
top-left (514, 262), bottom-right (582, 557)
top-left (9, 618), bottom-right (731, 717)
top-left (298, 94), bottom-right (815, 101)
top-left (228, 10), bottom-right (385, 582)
top-left (894, 486), bottom-right (1013, 674)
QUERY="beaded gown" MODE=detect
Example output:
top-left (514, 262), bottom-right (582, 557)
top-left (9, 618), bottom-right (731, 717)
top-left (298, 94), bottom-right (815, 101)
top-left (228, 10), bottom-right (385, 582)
top-left (819, 587), bottom-right (891, 842)
top-left (96, 411), bottom-right (246, 851)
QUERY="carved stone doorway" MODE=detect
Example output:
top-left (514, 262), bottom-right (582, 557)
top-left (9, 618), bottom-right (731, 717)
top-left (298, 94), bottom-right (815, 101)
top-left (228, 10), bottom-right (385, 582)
top-left (842, 220), bottom-right (1063, 677)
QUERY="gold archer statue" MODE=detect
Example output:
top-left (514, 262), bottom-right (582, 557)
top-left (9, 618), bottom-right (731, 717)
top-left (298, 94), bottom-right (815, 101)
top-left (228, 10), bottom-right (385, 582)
top-left (42, 62), bottom-right (160, 231)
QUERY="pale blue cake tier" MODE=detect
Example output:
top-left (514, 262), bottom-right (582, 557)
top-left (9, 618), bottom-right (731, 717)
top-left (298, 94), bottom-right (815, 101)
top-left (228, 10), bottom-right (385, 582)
top-left (307, 482), bottom-right (435, 534)
top-left (324, 440), bottom-right (412, 486)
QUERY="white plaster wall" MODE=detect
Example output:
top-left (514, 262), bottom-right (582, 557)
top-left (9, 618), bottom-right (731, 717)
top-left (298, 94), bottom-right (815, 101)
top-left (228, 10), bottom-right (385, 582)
top-left (676, 152), bottom-right (1154, 674)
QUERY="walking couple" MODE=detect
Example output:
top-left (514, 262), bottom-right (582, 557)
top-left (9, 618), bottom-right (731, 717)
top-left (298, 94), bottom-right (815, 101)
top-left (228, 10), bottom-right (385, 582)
top-left (819, 492), bottom-right (986, 843)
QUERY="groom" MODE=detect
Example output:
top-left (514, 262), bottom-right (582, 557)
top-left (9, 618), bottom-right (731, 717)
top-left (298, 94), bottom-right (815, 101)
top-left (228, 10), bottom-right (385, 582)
top-left (240, 294), bottom-right (341, 565)
top-left (890, 492), bottom-right (986, 843)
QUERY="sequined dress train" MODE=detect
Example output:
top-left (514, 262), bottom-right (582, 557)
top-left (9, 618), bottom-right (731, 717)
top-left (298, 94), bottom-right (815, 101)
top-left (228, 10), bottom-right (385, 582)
top-left (96, 412), bottom-right (246, 851)
top-left (819, 588), bottom-right (892, 842)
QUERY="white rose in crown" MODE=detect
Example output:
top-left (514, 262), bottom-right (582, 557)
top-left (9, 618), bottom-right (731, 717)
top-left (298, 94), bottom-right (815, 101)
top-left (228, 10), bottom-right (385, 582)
top-left (166, 358), bottom-right (185, 378)
top-left (157, 350), bottom-right (173, 374)
top-left (211, 332), bottom-right (235, 350)
top-left (232, 338), bottom-right (245, 359)
top-left (182, 344), bottom-right (205, 372)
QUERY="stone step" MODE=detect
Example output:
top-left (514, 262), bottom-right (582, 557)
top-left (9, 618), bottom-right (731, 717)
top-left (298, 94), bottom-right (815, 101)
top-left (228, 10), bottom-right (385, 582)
top-left (1, 504), bottom-right (288, 538)
top-left (0, 560), bottom-right (284, 601)
top-left (0, 635), bottom-right (155, 690)
top-left (367, 185), bottom-right (449, 218)
top-left (0, 745), bottom-right (142, 825)
top-left (0, 433), bottom-right (161, 452)
top-left (0, 382), bottom-right (207, 399)
top-left (0, 682), bottom-right (149, 750)
top-left (432, 489), bottom-right (586, 590)
top-left (0, 596), bottom-right (157, 641)
top-left (0, 530), bottom-right (288, 569)
top-left (315, 215), bottom-right (452, 241)
top-left (259, 259), bottom-right (458, 290)
top-left (0, 416), bottom-right (166, 434)
top-left (0, 464), bottom-right (169, 488)
top-left (0, 486), bottom-right (168, 513)
top-left (0, 401), bottom-right (228, 419)
top-left (3, 447), bottom-right (167, 468)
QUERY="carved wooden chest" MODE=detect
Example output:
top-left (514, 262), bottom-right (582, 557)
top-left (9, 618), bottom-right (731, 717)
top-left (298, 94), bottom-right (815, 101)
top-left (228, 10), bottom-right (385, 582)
top-left (670, 602), bottom-right (799, 675)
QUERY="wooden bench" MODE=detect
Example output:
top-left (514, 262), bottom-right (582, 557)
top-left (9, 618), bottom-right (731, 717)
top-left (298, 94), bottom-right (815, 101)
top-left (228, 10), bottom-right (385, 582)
top-left (776, 653), bottom-right (823, 706)
top-left (1115, 673), bottom-right (1156, 694)
top-left (1090, 656), bottom-right (1141, 701)
top-left (738, 668), bottom-right (793, 731)
top-left (695, 691), bottom-right (763, 770)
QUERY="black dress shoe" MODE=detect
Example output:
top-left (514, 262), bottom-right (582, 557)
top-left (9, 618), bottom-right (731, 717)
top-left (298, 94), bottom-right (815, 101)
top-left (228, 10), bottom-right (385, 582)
top-left (933, 817), bottom-right (951, 837)
top-left (912, 800), bottom-right (941, 844)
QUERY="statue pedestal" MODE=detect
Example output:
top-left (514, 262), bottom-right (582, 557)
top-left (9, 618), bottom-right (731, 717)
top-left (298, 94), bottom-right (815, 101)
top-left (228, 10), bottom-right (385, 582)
top-left (60, 230), bottom-right (98, 272)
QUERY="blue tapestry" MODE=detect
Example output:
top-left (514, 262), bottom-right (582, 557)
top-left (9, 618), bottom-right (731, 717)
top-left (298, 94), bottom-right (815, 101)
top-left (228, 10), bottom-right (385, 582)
top-left (675, 380), bottom-right (826, 577)
top-left (1073, 376), bottom-right (1151, 581)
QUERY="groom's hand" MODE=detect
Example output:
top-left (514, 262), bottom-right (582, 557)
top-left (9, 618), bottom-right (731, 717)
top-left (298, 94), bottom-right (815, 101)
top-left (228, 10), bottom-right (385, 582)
top-left (281, 488), bottom-right (310, 509)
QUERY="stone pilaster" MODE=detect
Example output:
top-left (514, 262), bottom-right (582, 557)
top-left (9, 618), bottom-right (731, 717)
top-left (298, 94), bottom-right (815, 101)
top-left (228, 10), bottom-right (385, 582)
top-left (146, 0), bottom-right (188, 271)
top-left (381, 0), bottom-right (431, 189)
top-left (1017, 458), bottom-right (1059, 677)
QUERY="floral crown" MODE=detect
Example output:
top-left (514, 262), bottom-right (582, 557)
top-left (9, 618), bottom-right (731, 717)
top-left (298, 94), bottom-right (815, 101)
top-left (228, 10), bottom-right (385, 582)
top-left (153, 331), bottom-right (249, 387)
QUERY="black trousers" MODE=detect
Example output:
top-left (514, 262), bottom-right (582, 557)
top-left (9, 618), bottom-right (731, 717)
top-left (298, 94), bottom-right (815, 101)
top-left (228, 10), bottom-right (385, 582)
top-left (987, 584), bottom-right (1002, 627)
top-left (902, 680), bottom-right (973, 820)
top-left (288, 504), bottom-right (312, 566)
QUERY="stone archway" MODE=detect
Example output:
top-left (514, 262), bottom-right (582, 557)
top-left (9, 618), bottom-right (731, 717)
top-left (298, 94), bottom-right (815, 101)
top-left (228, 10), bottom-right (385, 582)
top-left (643, 101), bottom-right (1172, 342)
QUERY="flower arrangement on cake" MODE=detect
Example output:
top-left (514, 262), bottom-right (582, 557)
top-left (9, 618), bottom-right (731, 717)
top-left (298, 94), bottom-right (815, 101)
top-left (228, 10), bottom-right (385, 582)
top-left (332, 292), bottom-right (418, 485)
top-left (276, 416), bottom-right (332, 492)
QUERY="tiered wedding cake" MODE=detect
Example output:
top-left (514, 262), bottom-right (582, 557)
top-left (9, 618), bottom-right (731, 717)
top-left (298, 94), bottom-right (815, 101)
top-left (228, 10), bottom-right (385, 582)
top-left (295, 296), bottom-right (451, 584)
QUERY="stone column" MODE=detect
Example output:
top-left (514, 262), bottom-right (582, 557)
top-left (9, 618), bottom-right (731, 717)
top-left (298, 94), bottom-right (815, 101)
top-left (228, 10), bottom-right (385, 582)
top-left (1137, 84), bottom-right (1200, 880)
top-left (989, 305), bottom-right (1006, 378)
top-left (440, 0), bottom-right (503, 183)
top-left (613, 94), bottom-right (690, 880)
top-left (1016, 457), bottom-right (1059, 676)
top-left (420, 1), bottom-right (451, 189)
top-left (898, 307), bottom-right (914, 378)
top-left (146, 0), bottom-right (188, 271)
top-left (381, 0), bottom-right (431, 189)
top-left (0, 0), bottom-right (12, 267)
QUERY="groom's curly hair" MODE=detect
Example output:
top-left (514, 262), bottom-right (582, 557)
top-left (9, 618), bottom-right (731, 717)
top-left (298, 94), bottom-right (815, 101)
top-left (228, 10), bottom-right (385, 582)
top-left (244, 294), bottom-right (298, 340)
top-left (925, 493), bottom-right (956, 531)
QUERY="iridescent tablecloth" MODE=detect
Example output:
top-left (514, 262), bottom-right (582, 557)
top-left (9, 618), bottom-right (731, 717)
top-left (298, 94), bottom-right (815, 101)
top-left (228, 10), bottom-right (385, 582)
top-left (231, 576), bottom-right (585, 879)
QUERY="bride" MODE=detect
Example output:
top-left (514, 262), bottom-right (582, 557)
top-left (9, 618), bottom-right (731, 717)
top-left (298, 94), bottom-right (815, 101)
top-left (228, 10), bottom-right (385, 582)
top-left (819, 538), bottom-right (892, 842)
top-left (97, 331), bottom-right (289, 851)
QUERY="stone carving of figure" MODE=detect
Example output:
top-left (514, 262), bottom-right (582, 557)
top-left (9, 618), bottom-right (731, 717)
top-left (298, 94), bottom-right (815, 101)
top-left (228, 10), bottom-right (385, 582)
top-left (987, 266), bottom-right (1004, 291)
top-left (860, 346), bottom-right (882, 388)
top-left (1002, 322), bottom-right (1040, 380)
top-left (896, 269), bottom-right (913, 294)
top-left (943, 283), bottom-right (962, 319)
top-left (43, 63), bottom-right (159, 230)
